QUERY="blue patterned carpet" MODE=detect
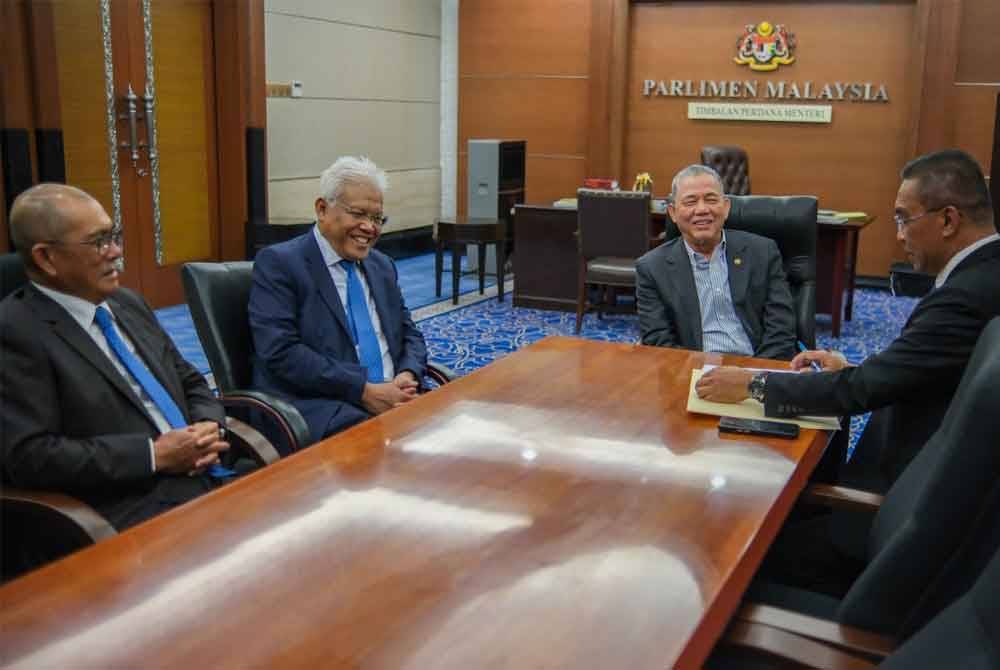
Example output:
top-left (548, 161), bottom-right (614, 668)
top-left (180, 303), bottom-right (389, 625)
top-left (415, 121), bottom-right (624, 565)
top-left (156, 252), bottom-right (918, 450)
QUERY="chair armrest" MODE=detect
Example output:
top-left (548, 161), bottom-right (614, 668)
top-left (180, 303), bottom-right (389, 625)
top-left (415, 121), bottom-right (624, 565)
top-left (426, 362), bottom-right (457, 386)
top-left (801, 484), bottom-right (884, 513)
top-left (723, 620), bottom-right (877, 670)
top-left (221, 390), bottom-right (311, 452)
top-left (1, 488), bottom-right (117, 543)
top-left (737, 603), bottom-right (896, 659)
top-left (225, 416), bottom-right (280, 466)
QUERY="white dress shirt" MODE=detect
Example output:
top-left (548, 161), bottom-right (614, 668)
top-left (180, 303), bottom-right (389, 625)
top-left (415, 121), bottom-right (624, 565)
top-left (935, 233), bottom-right (999, 288)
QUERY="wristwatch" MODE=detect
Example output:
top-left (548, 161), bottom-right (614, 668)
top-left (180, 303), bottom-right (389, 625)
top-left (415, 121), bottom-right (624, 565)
top-left (748, 371), bottom-right (769, 403)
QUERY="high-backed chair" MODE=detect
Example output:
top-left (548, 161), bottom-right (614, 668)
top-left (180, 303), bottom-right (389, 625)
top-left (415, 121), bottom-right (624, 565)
top-left (701, 145), bottom-right (751, 195)
top-left (713, 545), bottom-right (1000, 669)
top-left (182, 262), bottom-right (455, 453)
top-left (706, 317), bottom-right (1000, 668)
top-left (182, 262), bottom-right (312, 455)
top-left (1, 252), bottom-right (28, 300)
top-left (575, 188), bottom-right (650, 334)
top-left (662, 195), bottom-right (817, 348)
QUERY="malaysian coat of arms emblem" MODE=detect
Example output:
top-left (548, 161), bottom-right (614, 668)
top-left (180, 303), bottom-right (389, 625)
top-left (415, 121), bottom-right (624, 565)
top-left (734, 21), bottom-right (796, 71)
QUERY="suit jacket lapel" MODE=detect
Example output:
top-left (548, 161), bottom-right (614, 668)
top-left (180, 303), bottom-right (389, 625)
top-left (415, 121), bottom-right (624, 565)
top-left (726, 234), bottom-right (750, 307)
top-left (305, 233), bottom-right (353, 339)
top-left (665, 242), bottom-right (703, 350)
top-left (360, 257), bottom-right (397, 357)
top-left (27, 287), bottom-right (154, 424)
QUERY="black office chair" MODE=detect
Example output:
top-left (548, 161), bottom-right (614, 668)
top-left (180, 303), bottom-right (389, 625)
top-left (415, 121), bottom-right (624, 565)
top-left (1, 416), bottom-right (278, 582)
top-left (701, 145), bottom-right (751, 195)
top-left (575, 188), bottom-right (651, 334)
top-left (182, 262), bottom-right (455, 453)
top-left (1, 252), bottom-right (28, 300)
top-left (182, 262), bottom-right (312, 455)
top-left (662, 195), bottom-right (818, 348)
top-left (705, 317), bottom-right (1000, 668)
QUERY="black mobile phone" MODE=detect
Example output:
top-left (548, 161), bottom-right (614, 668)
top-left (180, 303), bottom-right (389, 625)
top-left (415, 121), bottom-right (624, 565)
top-left (718, 416), bottom-right (800, 439)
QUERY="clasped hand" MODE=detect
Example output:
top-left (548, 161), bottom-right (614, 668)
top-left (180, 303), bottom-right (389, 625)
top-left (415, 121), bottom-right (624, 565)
top-left (361, 371), bottom-right (419, 415)
top-left (153, 421), bottom-right (229, 474)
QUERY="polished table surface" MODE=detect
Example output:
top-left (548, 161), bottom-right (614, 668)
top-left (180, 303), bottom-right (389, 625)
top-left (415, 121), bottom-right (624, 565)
top-left (0, 338), bottom-right (829, 670)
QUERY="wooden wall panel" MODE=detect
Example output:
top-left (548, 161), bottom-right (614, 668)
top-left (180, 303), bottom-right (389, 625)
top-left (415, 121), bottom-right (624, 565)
top-left (626, 2), bottom-right (916, 277)
top-left (954, 84), bottom-right (1000, 175)
top-left (459, 0), bottom-right (590, 76)
top-left (458, 0), bottom-right (590, 220)
top-left (956, 0), bottom-right (1000, 84)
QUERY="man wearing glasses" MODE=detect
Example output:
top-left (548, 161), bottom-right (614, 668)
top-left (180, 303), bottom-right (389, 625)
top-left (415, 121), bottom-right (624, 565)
top-left (697, 149), bottom-right (1000, 492)
top-left (249, 156), bottom-right (427, 443)
top-left (1, 184), bottom-right (231, 531)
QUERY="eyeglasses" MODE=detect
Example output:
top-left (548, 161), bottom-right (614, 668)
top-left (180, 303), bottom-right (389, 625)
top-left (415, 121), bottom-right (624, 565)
top-left (332, 200), bottom-right (388, 228)
top-left (895, 206), bottom-right (946, 230)
top-left (47, 227), bottom-right (123, 254)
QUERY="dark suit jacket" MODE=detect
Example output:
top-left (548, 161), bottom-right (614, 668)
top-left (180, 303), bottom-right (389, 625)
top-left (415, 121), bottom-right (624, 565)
top-left (0, 285), bottom-right (225, 529)
top-left (248, 229), bottom-right (427, 443)
top-left (765, 238), bottom-right (1000, 488)
top-left (636, 229), bottom-right (797, 360)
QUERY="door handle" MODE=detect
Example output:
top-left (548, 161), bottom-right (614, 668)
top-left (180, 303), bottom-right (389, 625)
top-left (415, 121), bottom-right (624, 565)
top-left (142, 86), bottom-right (157, 163)
top-left (118, 84), bottom-right (147, 176)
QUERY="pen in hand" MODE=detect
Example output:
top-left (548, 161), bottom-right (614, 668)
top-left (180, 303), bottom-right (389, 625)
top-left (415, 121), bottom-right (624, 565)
top-left (797, 341), bottom-right (823, 372)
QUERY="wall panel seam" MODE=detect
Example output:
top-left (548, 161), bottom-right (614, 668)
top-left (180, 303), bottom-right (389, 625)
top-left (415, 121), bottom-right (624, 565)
top-left (277, 97), bottom-right (440, 104)
top-left (265, 10), bottom-right (440, 40)
top-left (270, 167), bottom-right (441, 182)
top-left (459, 74), bottom-right (588, 80)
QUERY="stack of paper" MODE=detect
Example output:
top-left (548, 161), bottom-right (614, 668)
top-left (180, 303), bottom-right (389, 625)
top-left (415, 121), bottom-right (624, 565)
top-left (686, 367), bottom-right (841, 431)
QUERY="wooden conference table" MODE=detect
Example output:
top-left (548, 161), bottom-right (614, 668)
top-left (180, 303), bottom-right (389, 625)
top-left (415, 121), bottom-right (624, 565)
top-left (0, 338), bottom-right (830, 670)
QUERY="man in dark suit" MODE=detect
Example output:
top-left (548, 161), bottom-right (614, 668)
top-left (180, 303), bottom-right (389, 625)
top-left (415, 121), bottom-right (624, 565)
top-left (637, 164), bottom-right (796, 360)
top-left (1, 184), bottom-right (231, 530)
top-left (698, 149), bottom-right (1000, 491)
top-left (248, 156), bottom-right (427, 443)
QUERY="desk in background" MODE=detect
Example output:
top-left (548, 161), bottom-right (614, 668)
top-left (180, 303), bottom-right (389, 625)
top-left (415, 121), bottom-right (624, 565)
top-left (513, 204), bottom-right (872, 337)
top-left (0, 339), bottom-right (830, 670)
top-left (816, 217), bottom-right (874, 338)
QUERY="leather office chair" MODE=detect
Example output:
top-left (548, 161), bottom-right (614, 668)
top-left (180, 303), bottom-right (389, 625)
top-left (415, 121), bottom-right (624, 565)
top-left (1, 252), bottom-right (28, 300)
top-left (706, 317), bottom-right (1000, 668)
top-left (1, 416), bottom-right (279, 582)
top-left (575, 188), bottom-right (650, 334)
top-left (713, 546), bottom-right (1000, 669)
top-left (183, 262), bottom-right (313, 455)
top-left (662, 195), bottom-right (818, 348)
top-left (182, 262), bottom-right (455, 452)
top-left (701, 145), bottom-right (751, 195)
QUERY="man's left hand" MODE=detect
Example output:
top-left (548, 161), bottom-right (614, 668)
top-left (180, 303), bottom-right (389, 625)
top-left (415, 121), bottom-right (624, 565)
top-left (695, 367), bottom-right (754, 403)
top-left (393, 371), bottom-right (419, 397)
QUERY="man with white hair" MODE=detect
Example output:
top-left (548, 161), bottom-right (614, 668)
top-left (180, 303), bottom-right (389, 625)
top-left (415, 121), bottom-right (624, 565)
top-left (249, 156), bottom-right (428, 443)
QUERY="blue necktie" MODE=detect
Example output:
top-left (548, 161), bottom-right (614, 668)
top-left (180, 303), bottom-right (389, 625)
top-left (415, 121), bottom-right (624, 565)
top-left (94, 306), bottom-right (233, 478)
top-left (341, 261), bottom-right (385, 383)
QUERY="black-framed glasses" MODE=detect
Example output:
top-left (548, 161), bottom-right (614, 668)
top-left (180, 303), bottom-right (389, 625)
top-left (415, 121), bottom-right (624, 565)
top-left (332, 200), bottom-right (388, 228)
top-left (894, 206), bottom-right (947, 230)
top-left (47, 227), bottom-right (123, 254)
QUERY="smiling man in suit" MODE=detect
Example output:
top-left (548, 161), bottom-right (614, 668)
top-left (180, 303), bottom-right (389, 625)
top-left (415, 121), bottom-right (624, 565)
top-left (637, 164), bottom-right (797, 360)
top-left (248, 156), bottom-right (427, 443)
top-left (1, 184), bottom-right (230, 530)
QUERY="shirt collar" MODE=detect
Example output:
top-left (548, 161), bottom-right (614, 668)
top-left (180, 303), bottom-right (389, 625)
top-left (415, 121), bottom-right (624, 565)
top-left (682, 230), bottom-right (727, 263)
top-left (31, 282), bottom-right (109, 331)
top-left (935, 233), bottom-right (999, 288)
top-left (312, 223), bottom-right (347, 268)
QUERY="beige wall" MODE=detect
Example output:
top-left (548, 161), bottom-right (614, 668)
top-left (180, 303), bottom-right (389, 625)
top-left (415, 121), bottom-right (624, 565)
top-left (265, 0), bottom-right (441, 232)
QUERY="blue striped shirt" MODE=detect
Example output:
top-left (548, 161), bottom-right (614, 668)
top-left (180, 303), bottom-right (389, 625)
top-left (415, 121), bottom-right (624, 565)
top-left (683, 234), bottom-right (754, 356)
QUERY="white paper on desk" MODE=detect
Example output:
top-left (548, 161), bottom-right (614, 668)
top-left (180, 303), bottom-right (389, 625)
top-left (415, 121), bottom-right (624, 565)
top-left (687, 368), bottom-right (841, 431)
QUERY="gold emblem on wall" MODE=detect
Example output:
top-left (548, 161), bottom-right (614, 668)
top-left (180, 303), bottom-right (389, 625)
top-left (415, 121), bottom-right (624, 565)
top-left (734, 22), bottom-right (796, 71)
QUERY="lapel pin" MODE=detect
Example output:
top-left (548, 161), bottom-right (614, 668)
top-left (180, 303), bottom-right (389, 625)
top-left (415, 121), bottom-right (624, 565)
top-left (734, 257), bottom-right (742, 266)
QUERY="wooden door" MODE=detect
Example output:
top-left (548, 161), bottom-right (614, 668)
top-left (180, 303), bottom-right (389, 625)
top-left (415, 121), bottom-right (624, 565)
top-left (24, 0), bottom-right (220, 307)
